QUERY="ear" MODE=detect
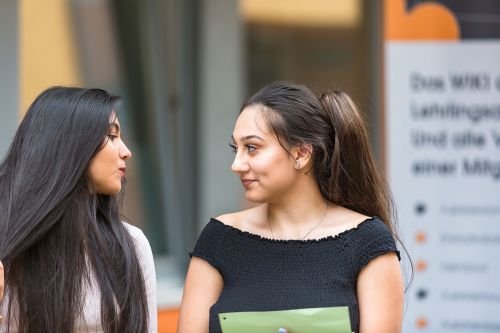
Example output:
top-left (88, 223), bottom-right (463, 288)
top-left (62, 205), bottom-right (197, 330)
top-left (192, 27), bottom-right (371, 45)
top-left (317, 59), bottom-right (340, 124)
top-left (291, 144), bottom-right (313, 170)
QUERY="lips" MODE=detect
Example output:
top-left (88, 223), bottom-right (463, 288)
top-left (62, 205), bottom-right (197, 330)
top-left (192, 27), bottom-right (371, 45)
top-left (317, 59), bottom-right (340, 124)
top-left (240, 178), bottom-right (256, 188)
top-left (119, 167), bottom-right (126, 177)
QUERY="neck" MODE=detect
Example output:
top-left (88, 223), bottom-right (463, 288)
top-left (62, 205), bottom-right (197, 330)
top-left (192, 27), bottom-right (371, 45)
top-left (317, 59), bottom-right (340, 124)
top-left (266, 176), bottom-right (329, 239)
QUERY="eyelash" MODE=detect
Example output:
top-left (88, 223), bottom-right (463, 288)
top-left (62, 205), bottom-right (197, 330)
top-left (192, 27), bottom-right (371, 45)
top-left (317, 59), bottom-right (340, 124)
top-left (228, 143), bottom-right (257, 153)
top-left (108, 134), bottom-right (119, 141)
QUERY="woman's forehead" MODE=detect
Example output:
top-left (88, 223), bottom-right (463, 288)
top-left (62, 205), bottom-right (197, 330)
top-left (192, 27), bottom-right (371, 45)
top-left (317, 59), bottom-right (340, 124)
top-left (234, 106), bottom-right (270, 135)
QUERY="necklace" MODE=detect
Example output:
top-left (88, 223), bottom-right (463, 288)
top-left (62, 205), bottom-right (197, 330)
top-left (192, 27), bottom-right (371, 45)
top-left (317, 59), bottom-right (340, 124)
top-left (267, 202), bottom-right (329, 240)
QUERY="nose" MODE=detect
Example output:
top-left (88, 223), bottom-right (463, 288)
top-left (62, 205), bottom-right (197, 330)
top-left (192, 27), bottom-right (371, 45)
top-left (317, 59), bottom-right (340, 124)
top-left (231, 152), bottom-right (249, 173)
top-left (119, 140), bottom-right (132, 160)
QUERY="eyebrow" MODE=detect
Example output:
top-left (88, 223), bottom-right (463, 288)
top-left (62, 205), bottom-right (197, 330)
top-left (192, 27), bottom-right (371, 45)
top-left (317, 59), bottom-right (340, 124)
top-left (109, 122), bottom-right (120, 133)
top-left (231, 135), bottom-right (264, 142)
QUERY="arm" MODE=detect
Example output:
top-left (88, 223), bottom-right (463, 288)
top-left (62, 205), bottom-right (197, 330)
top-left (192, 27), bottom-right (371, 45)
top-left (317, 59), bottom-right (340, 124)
top-left (177, 257), bottom-right (223, 333)
top-left (122, 223), bottom-right (158, 332)
top-left (357, 252), bottom-right (403, 333)
top-left (138, 234), bottom-right (158, 333)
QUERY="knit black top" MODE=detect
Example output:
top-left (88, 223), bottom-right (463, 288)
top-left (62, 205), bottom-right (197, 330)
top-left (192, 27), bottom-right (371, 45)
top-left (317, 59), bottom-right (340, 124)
top-left (190, 216), bottom-right (400, 333)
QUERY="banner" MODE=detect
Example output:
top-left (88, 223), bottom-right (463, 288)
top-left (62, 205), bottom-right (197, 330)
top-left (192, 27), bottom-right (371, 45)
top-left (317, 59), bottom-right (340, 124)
top-left (384, 1), bottom-right (500, 332)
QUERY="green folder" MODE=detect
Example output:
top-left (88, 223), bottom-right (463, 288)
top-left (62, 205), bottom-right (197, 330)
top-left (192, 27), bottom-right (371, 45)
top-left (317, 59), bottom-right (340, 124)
top-left (219, 306), bottom-right (352, 333)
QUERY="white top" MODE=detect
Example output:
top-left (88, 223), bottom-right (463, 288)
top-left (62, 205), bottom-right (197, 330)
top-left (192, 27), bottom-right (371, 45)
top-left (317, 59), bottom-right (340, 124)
top-left (0, 222), bottom-right (158, 332)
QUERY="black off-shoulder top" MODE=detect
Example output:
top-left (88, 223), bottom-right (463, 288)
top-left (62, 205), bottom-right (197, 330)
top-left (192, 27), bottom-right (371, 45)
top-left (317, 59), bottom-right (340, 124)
top-left (190, 216), bottom-right (400, 333)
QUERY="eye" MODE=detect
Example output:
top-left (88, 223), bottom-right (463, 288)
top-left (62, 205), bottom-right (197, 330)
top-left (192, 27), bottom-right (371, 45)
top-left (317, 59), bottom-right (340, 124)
top-left (246, 145), bottom-right (257, 153)
top-left (108, 133), bottom-right (119, 141)
top-left (228, 143), bottom-right (237, 153)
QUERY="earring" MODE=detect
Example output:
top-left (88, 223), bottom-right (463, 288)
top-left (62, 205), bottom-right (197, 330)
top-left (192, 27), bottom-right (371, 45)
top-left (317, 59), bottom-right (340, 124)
top-left (295, 160), bottom-right (300, 169)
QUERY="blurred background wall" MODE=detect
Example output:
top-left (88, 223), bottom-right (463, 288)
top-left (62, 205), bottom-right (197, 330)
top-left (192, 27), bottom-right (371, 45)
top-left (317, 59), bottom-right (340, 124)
top-left (0, 1), bottom-right (18, 158)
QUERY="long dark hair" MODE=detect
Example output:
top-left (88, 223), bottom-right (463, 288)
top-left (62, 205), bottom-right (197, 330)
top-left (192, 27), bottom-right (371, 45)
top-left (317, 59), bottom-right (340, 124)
top-left (241, 81), bottom-right (395, 230)
top-left (0, 87), bottom-right (148, 332)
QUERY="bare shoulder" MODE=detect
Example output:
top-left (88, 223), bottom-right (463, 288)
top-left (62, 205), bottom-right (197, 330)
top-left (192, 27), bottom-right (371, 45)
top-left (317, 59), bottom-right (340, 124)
top-left (322, 205), bottom-right (372, 236)
top-left (333, 205), bottom-right (370, 224)
top-left (214, 211), bottom-right (242, 227)
top-left (215, 204), bottom-right (267, 231)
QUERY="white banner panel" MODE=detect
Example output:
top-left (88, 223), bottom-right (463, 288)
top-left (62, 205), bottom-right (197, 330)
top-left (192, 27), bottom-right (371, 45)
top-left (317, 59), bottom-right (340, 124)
top-left (385, 41), bottom-right (500, 332)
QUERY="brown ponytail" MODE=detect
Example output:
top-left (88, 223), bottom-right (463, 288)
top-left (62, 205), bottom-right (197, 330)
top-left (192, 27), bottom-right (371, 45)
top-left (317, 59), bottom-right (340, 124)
top-left (319, 90), bottom-right (395, 231)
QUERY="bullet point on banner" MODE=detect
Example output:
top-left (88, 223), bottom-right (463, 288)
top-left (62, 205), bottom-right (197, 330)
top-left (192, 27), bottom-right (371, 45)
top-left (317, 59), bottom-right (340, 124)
top-left (416, 260), bottom-right (428, 272)
top-left (416, 288), bottom-right (428, 300)
top-left (416, 317), bottom-right (428, 329)
top-left (415, 231), bottom-right (427, 243)
top-left (415, 203), bottom-right (427, 215)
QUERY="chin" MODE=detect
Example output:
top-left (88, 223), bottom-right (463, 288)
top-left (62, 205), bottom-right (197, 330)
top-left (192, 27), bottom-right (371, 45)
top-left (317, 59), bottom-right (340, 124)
top-left (110, 186), bottom-right (122, 195)
top-left (99, 185), bottom-right (122, 196)
top-left (244, 191), bottom-right (268, 203)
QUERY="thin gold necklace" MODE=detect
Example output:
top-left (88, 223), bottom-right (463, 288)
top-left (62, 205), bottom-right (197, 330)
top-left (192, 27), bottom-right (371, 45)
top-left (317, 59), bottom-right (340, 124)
top-left (268, 202), bottom-right (329, 240)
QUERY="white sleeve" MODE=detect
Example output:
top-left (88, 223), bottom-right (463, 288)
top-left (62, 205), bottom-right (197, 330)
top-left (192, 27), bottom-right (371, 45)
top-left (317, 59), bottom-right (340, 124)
top-left (123, 222), bottom-right (158, 333)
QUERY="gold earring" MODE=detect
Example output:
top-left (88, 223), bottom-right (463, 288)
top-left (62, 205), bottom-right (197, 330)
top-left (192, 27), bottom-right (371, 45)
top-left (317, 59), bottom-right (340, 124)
top-left (295, 160), bottom-right (300, 169)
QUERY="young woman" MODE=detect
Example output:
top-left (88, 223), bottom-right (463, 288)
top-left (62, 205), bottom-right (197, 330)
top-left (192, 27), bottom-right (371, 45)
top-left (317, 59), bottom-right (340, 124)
top-left (178, 82), bottom-right (404, 333)
top-left (0, 87), bottom-right (157, 332)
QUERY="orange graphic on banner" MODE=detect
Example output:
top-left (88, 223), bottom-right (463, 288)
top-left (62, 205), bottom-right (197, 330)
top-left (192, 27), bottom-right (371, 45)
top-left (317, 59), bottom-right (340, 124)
top-left (416, 260), bottom-right (428, 272)
top-left (415, 231), bottom-right (427, 244)
top-left (384, 0), bottom-right (459, 40)
top-left (416, 317), bottom-right (428, 329)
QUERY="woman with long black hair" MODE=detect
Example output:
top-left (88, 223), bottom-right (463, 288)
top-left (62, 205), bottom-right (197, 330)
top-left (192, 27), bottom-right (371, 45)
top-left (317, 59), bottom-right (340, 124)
top-left (0, 87), bottom-right (157, 332)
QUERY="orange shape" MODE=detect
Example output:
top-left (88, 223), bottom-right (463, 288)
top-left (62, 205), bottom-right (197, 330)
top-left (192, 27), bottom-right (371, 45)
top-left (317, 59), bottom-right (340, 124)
top-left (415, 231), bottom-right (427, 243)
top-left (416, 316), bottom-right (428, 329)
top-left (158, 308), bottom-right (179, 333)
top-left (416, 260), bottom-right (428, 272)
top-left (385, 0), bottom-right (459, 40)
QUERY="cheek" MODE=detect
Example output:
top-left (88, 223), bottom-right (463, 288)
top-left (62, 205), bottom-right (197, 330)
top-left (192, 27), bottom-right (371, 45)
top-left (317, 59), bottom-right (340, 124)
top-left (88, 145), bottom-right (120, 193)
top-left (88, 157), bottom-right (101, 180)
top-left (90, 151), bottom-right (110, 177)
top-left (253, 151), bottom-right (295, 183)
top-left (88, 158), bottom-right (108, 187)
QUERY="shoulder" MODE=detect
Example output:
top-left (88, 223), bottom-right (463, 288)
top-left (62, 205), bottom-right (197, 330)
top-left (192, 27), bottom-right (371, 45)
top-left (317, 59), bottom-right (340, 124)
top-left (343, 214), bottom-right (395, 247)
top-left (121, 222), bottom-right (154, 259)
top-left (121, 221), bottom-right (156, 277)
top-left (192, 205), bottom-right (266, 255)
top-left (320, 205), bottom-right (372, 238)
top-left (352, 216), bottom-right (401, 272)
top-left (328, 205), bottom-right (391, 234)
top-left (215, 204), bottom-right (267, 231)
top-left (358, 216), bottom-right (394, 238)
top-left (191, 211), bottom-right (261, 271)
top-left (122, 221), bottom-right (148, 243)
top-left (338, 210), bottom-right (371, 230)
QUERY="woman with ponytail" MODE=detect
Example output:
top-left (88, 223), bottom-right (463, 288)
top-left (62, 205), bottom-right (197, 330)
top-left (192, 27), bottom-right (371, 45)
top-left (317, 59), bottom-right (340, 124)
top-left (0, 87), bottom-right (157, 332)
top-left (178, 81), bottom-right (403, 333)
